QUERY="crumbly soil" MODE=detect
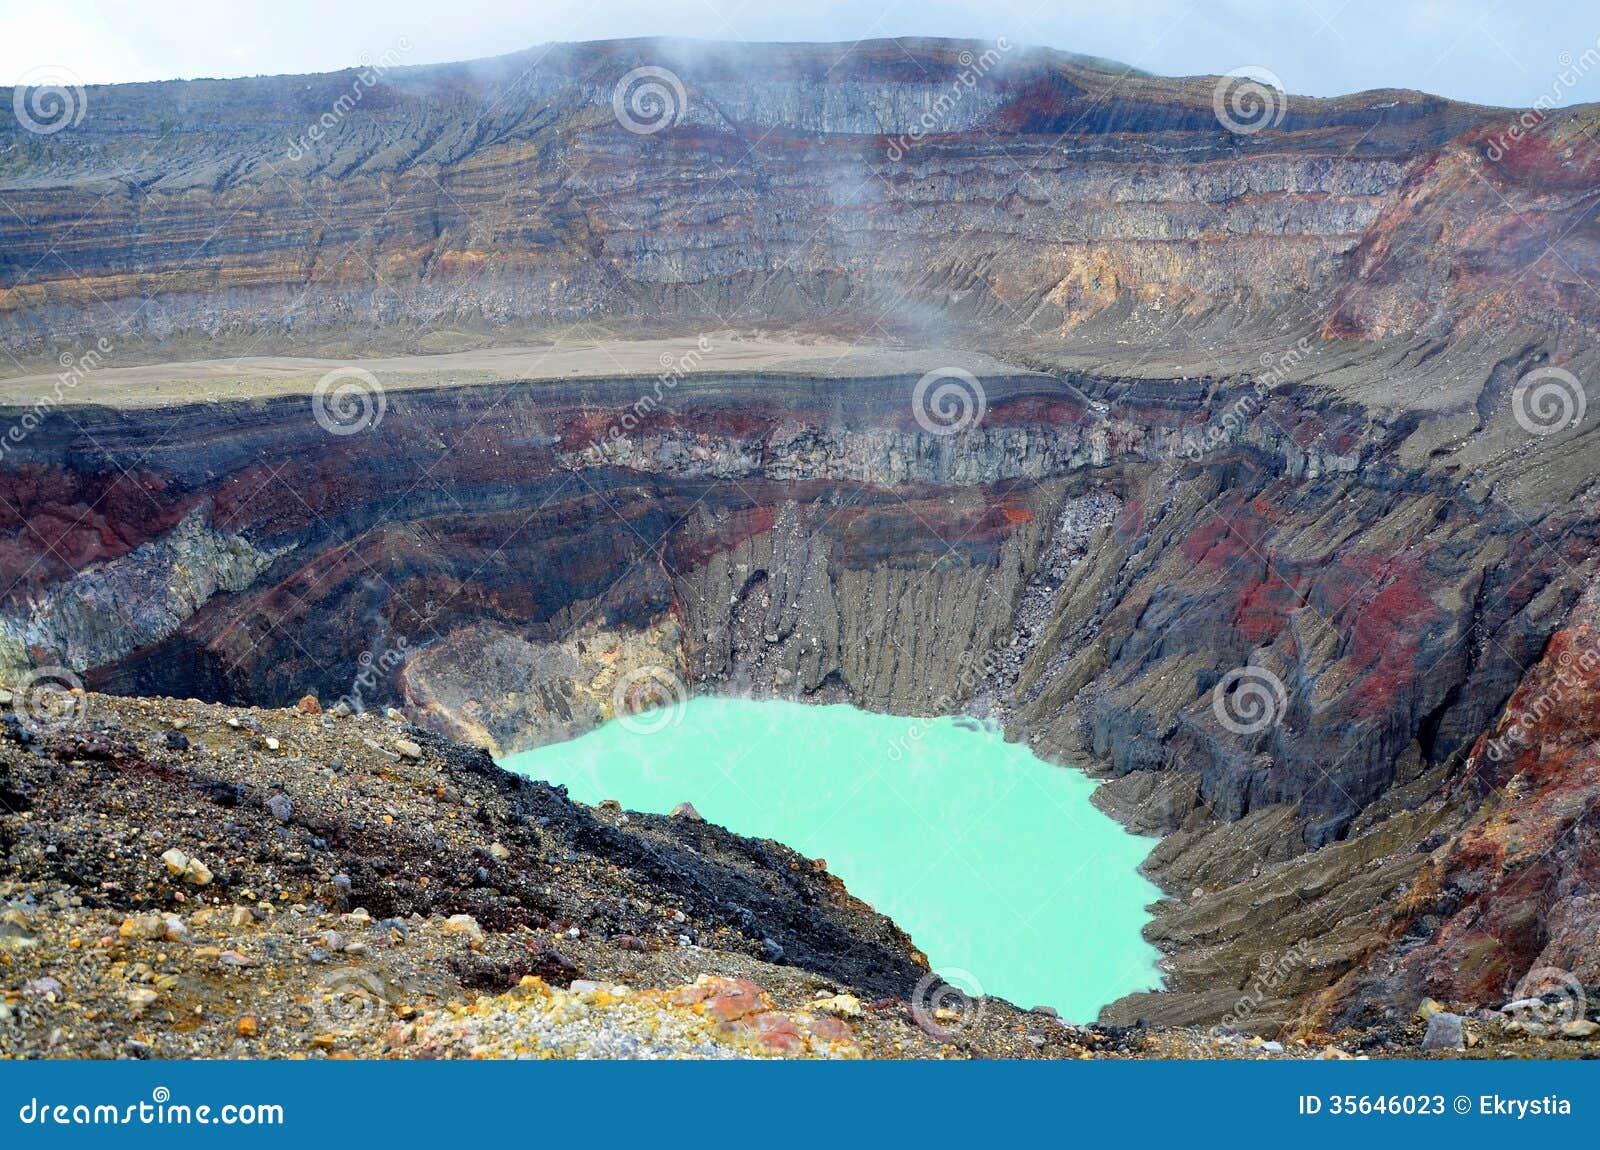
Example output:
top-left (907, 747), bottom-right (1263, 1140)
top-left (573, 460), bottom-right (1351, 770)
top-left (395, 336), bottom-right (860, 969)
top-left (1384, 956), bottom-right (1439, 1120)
top-left (0, 692), bottom-right (1592, 1060)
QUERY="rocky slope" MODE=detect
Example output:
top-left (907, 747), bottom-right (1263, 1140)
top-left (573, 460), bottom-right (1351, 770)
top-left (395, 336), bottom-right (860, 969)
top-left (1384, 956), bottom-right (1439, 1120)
top-left (3, 38), bottom-right (1600, 1041)
top-left (3, 691), bottom-right (1594, 1059)
top-left (0, 690), bottom-right (960, 1058)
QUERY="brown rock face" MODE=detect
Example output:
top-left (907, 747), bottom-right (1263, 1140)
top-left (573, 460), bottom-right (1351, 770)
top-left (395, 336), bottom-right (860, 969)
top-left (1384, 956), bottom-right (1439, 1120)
top-left (1314, 578), bottom-right (1600, 1028)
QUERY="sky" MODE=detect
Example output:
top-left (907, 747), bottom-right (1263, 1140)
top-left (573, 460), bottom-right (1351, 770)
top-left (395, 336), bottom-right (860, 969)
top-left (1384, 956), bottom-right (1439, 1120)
top-left (2, 0), bottom-right (1598, 108)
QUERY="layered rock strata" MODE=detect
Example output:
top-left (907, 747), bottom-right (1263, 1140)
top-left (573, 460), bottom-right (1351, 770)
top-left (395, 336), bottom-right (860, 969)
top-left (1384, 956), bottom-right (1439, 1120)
top-left (2, 40), bottom-right (1597, 362)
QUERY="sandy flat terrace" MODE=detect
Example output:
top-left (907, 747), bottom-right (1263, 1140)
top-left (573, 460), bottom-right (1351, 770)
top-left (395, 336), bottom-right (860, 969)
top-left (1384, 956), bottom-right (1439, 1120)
top-left (0, 337), bottom-right (1035, 409)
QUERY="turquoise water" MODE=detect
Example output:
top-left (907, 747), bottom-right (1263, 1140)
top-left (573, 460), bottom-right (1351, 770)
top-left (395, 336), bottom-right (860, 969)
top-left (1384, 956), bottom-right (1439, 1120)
top-left (500, 697), bottom-right (1162, 1021)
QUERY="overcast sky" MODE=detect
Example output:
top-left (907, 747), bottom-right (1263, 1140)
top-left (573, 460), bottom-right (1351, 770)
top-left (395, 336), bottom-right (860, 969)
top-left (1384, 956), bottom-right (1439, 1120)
top-left (3, 0), bottom-right (1597, 108)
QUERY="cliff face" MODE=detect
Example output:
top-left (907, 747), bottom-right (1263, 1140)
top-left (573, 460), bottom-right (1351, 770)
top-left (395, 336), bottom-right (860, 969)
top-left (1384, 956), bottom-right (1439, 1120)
top-left (0, 372), bottom-right (1110, 728)
top-left (3, 38), bottom-right (1600, 1035)
top-left (3, 38), bottom-right (1598, 360)
top-left (1311, 577), bottom-right (1600, 1029)
top-left (3, 362), bottom-right (1593, 834)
